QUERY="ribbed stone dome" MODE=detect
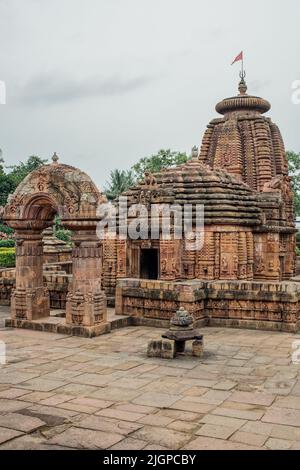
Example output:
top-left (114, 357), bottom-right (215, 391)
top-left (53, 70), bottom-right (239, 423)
top-left (216, 94), bottom-right (271, 116)
top-left (124, 158), bottom-right (262, 226)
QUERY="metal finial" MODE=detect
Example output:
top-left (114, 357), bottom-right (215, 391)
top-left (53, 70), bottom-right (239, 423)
top-left (238, 71), bottom-right (247, 95)
top-left (52, 152), bottom-right (59, 164)
top-left (191, 146), bottom-right (199, 159)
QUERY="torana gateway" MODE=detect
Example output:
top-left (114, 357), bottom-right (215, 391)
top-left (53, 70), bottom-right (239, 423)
top-left (1, 77), bottom-right (299, 335)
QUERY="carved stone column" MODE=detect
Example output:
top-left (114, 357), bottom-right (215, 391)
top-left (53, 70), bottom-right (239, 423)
top-left (66, 231), bottom-right (107, 327)
top-left (11, 230), bottom-right (49, 320)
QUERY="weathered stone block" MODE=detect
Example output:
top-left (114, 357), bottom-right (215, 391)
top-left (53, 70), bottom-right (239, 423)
top-left (161, 340), bottom-right (175, 359)
top-left (147, 340), bottom-right (163, 358)
top-left (192, 339), bottom-right (204, 358)
top-left (147, 339), bottom-right (175, 359)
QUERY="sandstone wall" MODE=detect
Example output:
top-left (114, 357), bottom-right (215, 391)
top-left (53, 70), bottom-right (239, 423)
top-left (116, 279), bottom-right (300, 332)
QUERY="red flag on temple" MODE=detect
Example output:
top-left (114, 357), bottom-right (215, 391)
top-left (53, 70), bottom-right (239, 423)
top-left (231, 51), bottom-right (243, 65)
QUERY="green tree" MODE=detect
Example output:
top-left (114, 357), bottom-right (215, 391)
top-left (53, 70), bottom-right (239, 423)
top-left (104, 169), bottom-right (135, 201)
top-left (131, 149), bottom-right (189, 181)
top-left (0, 155), bottom-right (47, 207)
top-left (8, 155), bottom-right (47, 187)
top-left (286, 151), bottom-right (300, 216)
top-left (0, 157), bottom-right (15, 206)
top-left (53, 215), bottom-right (72, 245)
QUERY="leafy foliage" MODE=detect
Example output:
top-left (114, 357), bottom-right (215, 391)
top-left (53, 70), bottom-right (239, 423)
top-left (286, 151), bottom-right (300, 216)
top-left (0, 223), bottom-right (14, 235)
top-left (0, 239), bottom-right (15, 248)
top-left (0, 247), bottom-right (16, 267)
top-left (0, 159), bottom-right (15, 206)
top-left (53, 216), bottom-right (72, 245)
top-left (55, 229), bottom-right (72, 245)
top-left (104, 169), bottom-right (135, 201)
top-left (104, 149), bottom-right (189, 201)
top-left (0, 155), bottom-right (47, 207)
top-left (132, 149), bottom-right (188, 182)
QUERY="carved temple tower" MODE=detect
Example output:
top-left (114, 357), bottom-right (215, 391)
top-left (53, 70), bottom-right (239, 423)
top-left (198, 77), bottom-right (295, 282)
top-left (199, 77), bottom-right (289, 192)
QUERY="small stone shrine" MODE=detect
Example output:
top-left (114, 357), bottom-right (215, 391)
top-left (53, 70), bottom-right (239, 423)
top-left (147, 307), bottom-right (204, 359)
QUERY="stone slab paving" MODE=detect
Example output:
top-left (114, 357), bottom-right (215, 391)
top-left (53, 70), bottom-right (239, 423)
top-left (0, 306), bottom-right (300, 450)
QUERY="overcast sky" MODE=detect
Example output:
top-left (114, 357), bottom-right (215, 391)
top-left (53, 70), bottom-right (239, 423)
top-left (1, 0), bottom-right (300, 188)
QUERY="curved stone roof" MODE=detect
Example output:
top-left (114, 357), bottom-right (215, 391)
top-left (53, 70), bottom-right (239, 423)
top-left (4, 156), bottom-right (106, 228)
top-left (123, 158), bottom-right (262, 226)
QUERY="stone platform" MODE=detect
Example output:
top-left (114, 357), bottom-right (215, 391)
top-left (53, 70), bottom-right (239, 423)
top-left (116, 279), bottom-right (300, 333)
top-left (5, 308), bottom-right (131, 338)
top-left (0, 303), bottom-right (300, 450)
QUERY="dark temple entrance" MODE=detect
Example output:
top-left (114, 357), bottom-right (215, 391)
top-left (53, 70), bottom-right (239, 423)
top-left (140, 248), bottom-right (159, 280)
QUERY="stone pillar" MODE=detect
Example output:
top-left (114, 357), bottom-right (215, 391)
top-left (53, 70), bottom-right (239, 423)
top-left (11, 230), bottom-right (49, 320)
top-left (66, 231), bottom-right (107, 327)
top-left (102, 237), bottom-right (118, 297)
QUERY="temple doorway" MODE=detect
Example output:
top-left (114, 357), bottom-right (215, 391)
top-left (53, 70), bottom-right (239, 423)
top-left (140, 248), bottom-right (159, 280)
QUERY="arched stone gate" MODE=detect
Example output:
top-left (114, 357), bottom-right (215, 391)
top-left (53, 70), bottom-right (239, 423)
top-left (3, 155), bottom-right (108, 334)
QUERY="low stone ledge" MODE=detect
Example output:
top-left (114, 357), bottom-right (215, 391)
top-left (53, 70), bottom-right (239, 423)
top-left (209, 318), bottom-right (299, 333)
top-left (5, 318), bottom-right (111, 338)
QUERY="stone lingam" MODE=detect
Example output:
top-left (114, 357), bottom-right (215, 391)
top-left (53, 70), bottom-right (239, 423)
top-left (147, 307), bottom-right (204, 359)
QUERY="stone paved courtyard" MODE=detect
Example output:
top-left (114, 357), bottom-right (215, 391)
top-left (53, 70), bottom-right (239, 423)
top-left (0, 306), bottom-right (300, 450)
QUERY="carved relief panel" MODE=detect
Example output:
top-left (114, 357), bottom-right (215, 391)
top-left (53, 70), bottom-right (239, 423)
top-left (160, 239), bottom-right (181, 281)
top-left (195, 231), bottom-right (215, 279)
top-left (116, 239), bottom-right (127, 278)
top-left (219, 232), bottom-right (239, 280)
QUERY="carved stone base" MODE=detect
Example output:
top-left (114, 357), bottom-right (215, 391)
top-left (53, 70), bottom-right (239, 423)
top-left (66, 290), bottom-right (107, 327)
top-left (147, 340), bottom-right (175, 359)
top-left (11, 287), bottom-right (50, 321)
top-left (192, 339), bottom-right (204, 357)
top-left (147, 335), bottom-right (204, 359)
top-left (5, 317), bottom-right (111, 338)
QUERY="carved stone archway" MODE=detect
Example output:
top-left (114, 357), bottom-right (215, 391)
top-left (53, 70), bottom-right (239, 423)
top-left (3, 155), bottom-right (108, 332)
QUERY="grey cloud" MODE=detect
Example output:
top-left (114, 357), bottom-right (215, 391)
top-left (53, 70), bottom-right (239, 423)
top-left (1, 0), bottom-right (300, 189)
top-left (248, 80), bottom-right (272, 94)
top-left (19, 73), bottom-right (156, 106)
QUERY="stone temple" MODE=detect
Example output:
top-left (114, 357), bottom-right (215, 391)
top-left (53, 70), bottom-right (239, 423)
top-left (113, 77), bottom-right (298, 332)
top-left (1, 77), bottom-right (300, 335)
